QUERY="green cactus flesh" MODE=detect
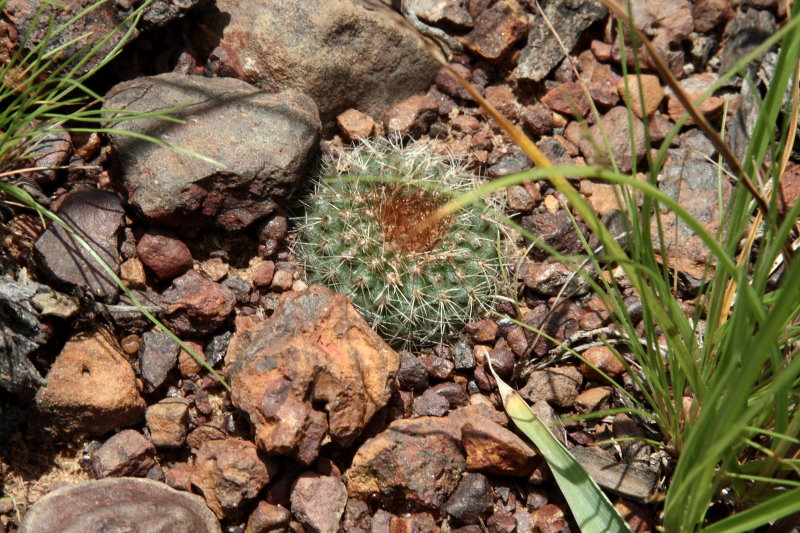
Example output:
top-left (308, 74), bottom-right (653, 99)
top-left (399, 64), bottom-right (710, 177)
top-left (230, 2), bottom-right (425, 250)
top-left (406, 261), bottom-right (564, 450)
top-left (293, 140), bottom-right (501, 350)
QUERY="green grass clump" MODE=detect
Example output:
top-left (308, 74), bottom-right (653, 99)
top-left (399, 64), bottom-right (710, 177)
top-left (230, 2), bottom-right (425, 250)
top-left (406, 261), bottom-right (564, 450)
top-left (293, 138), bottom-right (502, 350)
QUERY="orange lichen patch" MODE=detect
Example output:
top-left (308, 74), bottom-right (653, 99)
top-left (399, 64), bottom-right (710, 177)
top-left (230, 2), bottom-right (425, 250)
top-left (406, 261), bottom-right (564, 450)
top-left (374, 184), bottom-right (451, 254)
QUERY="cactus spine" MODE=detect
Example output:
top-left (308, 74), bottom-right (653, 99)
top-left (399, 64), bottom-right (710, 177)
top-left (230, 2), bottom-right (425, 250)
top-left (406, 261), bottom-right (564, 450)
top-left (293, 138), bottom-right (501, 350)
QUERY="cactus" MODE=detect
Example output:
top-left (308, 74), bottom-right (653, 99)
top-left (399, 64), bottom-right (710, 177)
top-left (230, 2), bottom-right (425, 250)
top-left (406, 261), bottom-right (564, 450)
top-left (293, 138), bottom-right (502, 350)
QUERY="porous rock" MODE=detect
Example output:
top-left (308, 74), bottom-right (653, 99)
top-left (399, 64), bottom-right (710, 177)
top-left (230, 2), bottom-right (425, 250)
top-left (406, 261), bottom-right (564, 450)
top-left (32, 330), bottom-right (145, 438)
top-left (345, 416), bottom-right (466, 513)
top-left (103, 73), bottom-right (320, 230)
top-left (228, 285), bottom-right (399, 464)
top-left (33, 190), bottom-right (124, 299)
top-left (195, 0), bottom-right (439, 126)
top-left (19, 477), bottom-right (221, 533)
top-left (191, 438), bottom-right (276, 519)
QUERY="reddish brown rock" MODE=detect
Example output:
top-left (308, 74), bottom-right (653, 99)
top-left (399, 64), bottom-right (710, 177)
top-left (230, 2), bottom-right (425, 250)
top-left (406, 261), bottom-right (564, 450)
top-left (252, 260), bottom-right (276, 288)
top-left (337, 108), bottom-right (375, 141)
top-left (617, 74), bottom-right (664, 118)
top-left (615, 498), bottom-right (654, 533)
top-left (383, 94), bottom-right (438, 137)
top-left (779, 162), bottom-right (800, 216)
top-left (505, 184), bottom-right (537, 212)
top-left (228, 286), bottom-right (399, 464)
top-left (119, 257), bottom-right (147, 290)
top-left (451, 114), bottom-right (482, 134)
top-left (577, 106), bottom-right (646, 173)
top-left (32, 331), bottom-right (145, 438)
top-left (484, 84), bottom-right (518, 120)
top-left (146, 397), bottom-right (191, 448)
top-left (579, 180), bottom-right (623, 216)
top-left (198, 257), bottom-right (229, 282)
top-left (579, 345), bottom-right (626, 380)
top-left (178, 340), bottom-right (206, 376)
top-left (192, 438), bottom-right (276, 519)
top-left (460, 0), bottom-right (527, 60)
top-left (245, 501), bottom-right (292, 533)
top-left (574, 387), bottom-right (612, 413)
top-left (521, 105), bottom-right (554, 138)
top-left (345, 416), bottom-right (466, 513)
top-left (165, 462), bottom-right (195, 491)
top-left (436, 63), bottom-right (478, 102)
top-left (541, 82), bottom-right (591, 117)
top-left (520, 366), bottom-right (583, 408)
top-left (533, 504), bottom-right (567, 533)
top-left (460, 417), bottom-right (538, 476)
top-left (666, 73), bottom-right (724, 125)
top-left (91, 429), bottom-right (156, 478)
top-left (162, 270), bottom-right (236, 336)
top-left (290, 473), bottom-right (347, 533)
top-left (465, 319), bottom-right (499, 343)
top-left (270, 269), bottom-right (294, 291)
top-left (136, 228), bottom-right (193, 280)
top-left (692, 0), bottom-right (732, 32)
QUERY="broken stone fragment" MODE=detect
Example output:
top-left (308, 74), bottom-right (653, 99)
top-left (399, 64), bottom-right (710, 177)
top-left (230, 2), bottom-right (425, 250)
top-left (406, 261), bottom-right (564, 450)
top-left (228, 285), bottom-right (399, 465)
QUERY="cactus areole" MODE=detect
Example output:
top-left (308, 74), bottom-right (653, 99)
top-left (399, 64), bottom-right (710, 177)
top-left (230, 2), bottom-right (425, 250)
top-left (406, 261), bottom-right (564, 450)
top-left (293, 139), bottom-right (502, 350)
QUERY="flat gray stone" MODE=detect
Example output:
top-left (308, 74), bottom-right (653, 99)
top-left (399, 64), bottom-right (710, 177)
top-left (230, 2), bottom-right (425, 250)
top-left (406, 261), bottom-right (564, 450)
top-left (104, 73), bottom-right (320, 230)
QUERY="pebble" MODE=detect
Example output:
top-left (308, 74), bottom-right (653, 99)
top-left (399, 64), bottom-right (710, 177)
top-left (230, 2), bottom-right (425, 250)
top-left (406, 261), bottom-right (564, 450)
top-left (574, 387), bottom-right (612, 413)
top-left (290, 473), bottom-right (347, 533)
top-left (162, 270), bottom-right (236, 336)
top-left (444, 473), bottom-right (493, 525)
top-left (520, 366), bottom-right (583, 408)
top-left (397, 351), bottom-right (430, 391)
top-left (541, 82), bottom-right (591, 117)
top-left (104, 73), bottom-right (321, 230)
top-left (617, 74), bottom-right (664, 118)
top-left (270, 269), bottom-right (294, 291)
top-left (346, 417), bottom-right (466, 512)
top-left (337, 108), bottom-right (375, 141)
top-left (460, 0), bottom-right (527, 60)
top-left (533, 504), bottom-right (567, 533)
top-left (119, 257), bottom-right (147, 290)
top-left (245, 501), bottom-right (292, 533)
top-left (91, 429), bottom-right (156, 478)
top-left (135, 228), bottom-right (193, 280)
top-left (460, 417), bottom-right (538, 476)
top-left (138, 331), bottom-right (180, 393)
top-left (579, 345), bottom-right (626, 380)
top-left (146, 397), bottom-right (191, 448)
top-left (577, 106), bottom-right (646, 173)
top-left (383, 94), bottom-right (438, 137)
top-left (191, 438), bottom-right (277, 519)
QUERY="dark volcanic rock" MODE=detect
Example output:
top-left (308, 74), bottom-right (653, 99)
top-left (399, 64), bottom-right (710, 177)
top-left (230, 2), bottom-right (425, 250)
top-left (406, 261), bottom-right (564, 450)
top-left (33, 190), bottom-right (124, 299)
top-left (228, 286), bottom-right (399, 465)
top-left (104, 73), bottom-right (320, 231)
top-left (444, 473), bottom-right (493, 525)
top-left (195, 0), bottom-right (439, 126)
top-left (515, 0), bottom-right (607, 83)
top-left (138, 331), bottom-right (180, 393)
top-left (19, 477), bottom-right (221, 533)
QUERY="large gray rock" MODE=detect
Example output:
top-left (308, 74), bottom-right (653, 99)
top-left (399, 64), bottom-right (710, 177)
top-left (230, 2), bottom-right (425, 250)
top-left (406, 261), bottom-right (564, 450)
top-left (514, 0), bottom-right (607, 83)
top-left (32, 189), bottom-right (125, 299)
top-left (194, 0), bottom-right (440, 126)
top-left (103, 73), bottom-right (320, 230)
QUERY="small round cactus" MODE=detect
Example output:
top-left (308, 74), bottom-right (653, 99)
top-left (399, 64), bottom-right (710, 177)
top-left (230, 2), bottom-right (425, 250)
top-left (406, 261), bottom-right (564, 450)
top-left (293, 138), bottom-right (502, 350)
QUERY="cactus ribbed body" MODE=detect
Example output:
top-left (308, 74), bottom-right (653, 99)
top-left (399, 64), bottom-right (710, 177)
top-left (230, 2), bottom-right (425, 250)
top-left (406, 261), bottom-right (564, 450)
top-left (293, 139), bottom-right (501, 350)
